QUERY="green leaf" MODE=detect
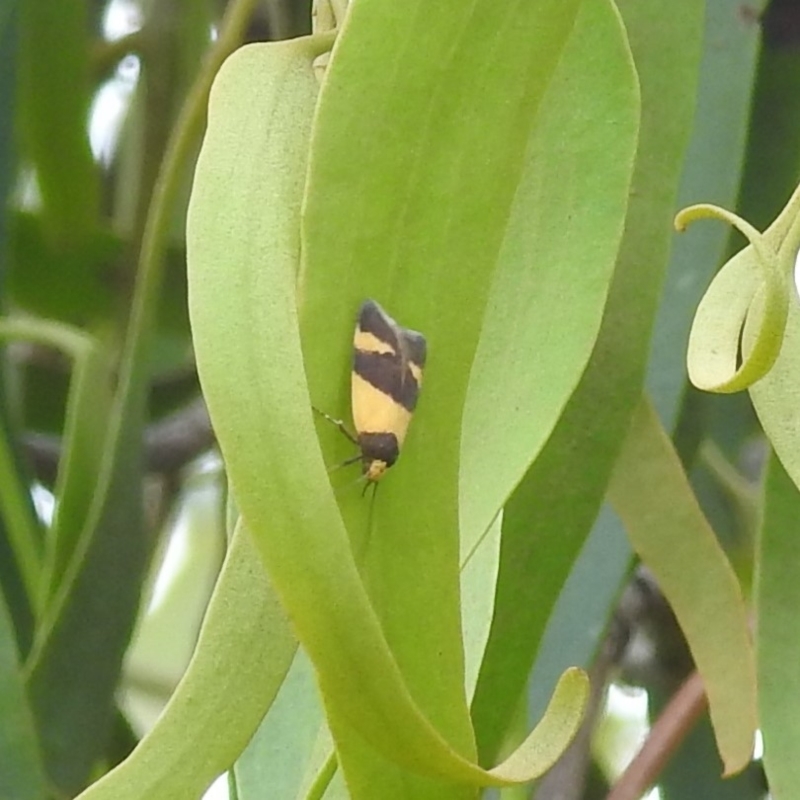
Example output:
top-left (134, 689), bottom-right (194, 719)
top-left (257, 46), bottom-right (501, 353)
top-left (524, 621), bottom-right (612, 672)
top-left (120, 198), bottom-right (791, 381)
top-left (299, 0), bottom-right (593, 791)
top-left (7, 212), bottom-right (120, 325)
top-left (0, 407), bottom-right (42, 612)
top-left (756, 451), bottom-right (800, 799)
top-left (608, 395), bottom-right (757, 775)
top-left (472, 0), bottom-right (705, 763)
top-left (460, 0), bottom-right (639, 748)
top-left (41, 338), bottom-right (114, 601)
top-left (188, 27), bottom-right (588, 794)
top-left (548, 12), bottom-right (764, 773)
top-left (0, 588), bottom-right (47, 800)
top-left (26, 387), bottom-right (146, 796)
top-left (75, 522), bottom-right (298, 800)
top-left (462, 515), bottom-right (502, 702)
top-left (459, 0), bottom-right (639, 567)
top-left (0, 314), bottom-right (136, 794)
top-left (747, 284), bottom-right (800, 491)
top-left (680, 201), bottom-right (793, 394)
top-left (0, 316), bottom-right (110, 619)
top-left (0, 317), bottom-right (121, 607)
top-left (232, 649), bottom-right (324, 800)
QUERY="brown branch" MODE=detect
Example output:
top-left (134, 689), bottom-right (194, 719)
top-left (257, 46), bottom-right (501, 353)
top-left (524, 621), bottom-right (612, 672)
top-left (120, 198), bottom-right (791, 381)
top-left (605, 670), bottom-right (708, 800)
top-left (22, 396), bottom-right (214, 484)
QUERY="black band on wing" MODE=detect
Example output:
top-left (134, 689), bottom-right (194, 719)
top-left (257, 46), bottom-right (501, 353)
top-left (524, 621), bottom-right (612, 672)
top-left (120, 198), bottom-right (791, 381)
top-left (358, 300), bottom-right (427, 368)
top-left (358, 432), bottom-right (400, 467)
top-left (358, 300), bottom-right (400, 351)
top-left (353, 350), bottom-right (421, 411)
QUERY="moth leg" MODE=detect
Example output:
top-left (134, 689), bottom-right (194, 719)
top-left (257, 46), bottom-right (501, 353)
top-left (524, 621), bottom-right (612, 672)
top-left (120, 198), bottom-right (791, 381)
top-left (328, 453), bottom-right (363, 475)
top-left (312, 406), bottom-right (359, 445)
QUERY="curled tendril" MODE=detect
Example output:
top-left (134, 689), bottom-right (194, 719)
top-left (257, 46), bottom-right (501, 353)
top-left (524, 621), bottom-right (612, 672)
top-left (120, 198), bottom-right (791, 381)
top-left (676, 191), bottom-right (800, 393)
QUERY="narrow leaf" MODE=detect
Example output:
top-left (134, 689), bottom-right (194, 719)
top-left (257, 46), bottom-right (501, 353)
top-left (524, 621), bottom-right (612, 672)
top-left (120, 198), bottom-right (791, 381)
top-left (75, 522), bottom-right (297, 800)
top-left (608, 395), bottom-right (756, 775)
top-left (473, 0), bottom-right (705, 762)
top-left (0, 590), bottom-right (47, 800)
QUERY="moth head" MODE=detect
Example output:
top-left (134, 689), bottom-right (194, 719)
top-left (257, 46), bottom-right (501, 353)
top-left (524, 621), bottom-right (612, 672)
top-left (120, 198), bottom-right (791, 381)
top-left (364, 459), bottom-right (389, 482)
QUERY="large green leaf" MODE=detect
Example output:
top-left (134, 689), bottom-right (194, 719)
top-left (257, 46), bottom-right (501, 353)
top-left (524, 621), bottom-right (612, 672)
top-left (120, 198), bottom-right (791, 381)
top-left (301, 0), bottom-right (588, 792)
top-left (25, 385), bottom-right (145, 796)
top-left (472, 0), bottom-right (705, 763)
top-left (533, 5), bottom-right (765, 758)
top-left (458, 0), bottom-right (638, 572)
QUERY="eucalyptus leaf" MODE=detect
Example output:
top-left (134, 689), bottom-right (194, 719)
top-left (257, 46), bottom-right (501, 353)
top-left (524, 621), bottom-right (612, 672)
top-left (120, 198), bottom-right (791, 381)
top-left (472, 0), bottom-right (705, 762)
top-left (460, 0), bottom-right (639, 554)
top-left (608, 396), bottom-right (757, 775)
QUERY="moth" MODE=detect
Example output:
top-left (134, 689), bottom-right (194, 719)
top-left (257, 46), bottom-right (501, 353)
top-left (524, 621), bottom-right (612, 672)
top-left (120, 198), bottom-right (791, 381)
top-left (316, 299), bottom-right (426, 485)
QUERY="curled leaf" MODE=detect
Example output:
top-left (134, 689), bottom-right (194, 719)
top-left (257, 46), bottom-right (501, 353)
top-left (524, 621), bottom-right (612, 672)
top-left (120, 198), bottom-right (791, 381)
top-left (678, 182), bottom-right (800, 393)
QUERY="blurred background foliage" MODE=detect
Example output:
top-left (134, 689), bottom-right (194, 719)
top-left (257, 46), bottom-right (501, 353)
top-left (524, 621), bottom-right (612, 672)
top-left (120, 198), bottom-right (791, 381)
top-left (0, 0), bottom-right (798, 798)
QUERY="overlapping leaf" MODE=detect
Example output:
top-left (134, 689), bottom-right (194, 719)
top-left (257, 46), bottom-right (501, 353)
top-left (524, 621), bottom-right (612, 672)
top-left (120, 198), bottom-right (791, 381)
top-left (74, 522), bottom-right (297, 800)
top-left (608, 396), bottom-right (757, 775)
top-left (472, 0), bottom-right (705, 762)
top-left (187, 19), bottom-right (589, 796)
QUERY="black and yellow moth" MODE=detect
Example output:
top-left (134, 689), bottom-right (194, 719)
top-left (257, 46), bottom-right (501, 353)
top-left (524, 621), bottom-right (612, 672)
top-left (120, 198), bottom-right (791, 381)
top-left (317, 299), bottom-right (427, 485)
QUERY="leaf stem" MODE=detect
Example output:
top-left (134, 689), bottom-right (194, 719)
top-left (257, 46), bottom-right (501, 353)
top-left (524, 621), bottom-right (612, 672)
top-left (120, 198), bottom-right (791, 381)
top-left (0, 318), bottom-right (100, 614)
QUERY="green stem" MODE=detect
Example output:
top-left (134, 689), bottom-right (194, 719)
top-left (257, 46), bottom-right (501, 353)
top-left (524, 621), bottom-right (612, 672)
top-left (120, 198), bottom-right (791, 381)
top-left (0, 318), bottom-right (99, 615)
top-left (95, 0), bottom-right (262, 501)
top-left (123, 0), bottom-right (260, 387)
top-left (0, 425), bottom-right (43, 614)
top-left (92, 31), bottom-right (145, 78)
top-left (0, 318), bottom-right (95, 362)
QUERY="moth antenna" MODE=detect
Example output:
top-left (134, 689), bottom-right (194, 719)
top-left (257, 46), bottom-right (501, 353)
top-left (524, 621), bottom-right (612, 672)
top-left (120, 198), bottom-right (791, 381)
top-left (331, 470), bottom-right (369, 496)
top-left (351, 479), bottom-right (378, 566)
